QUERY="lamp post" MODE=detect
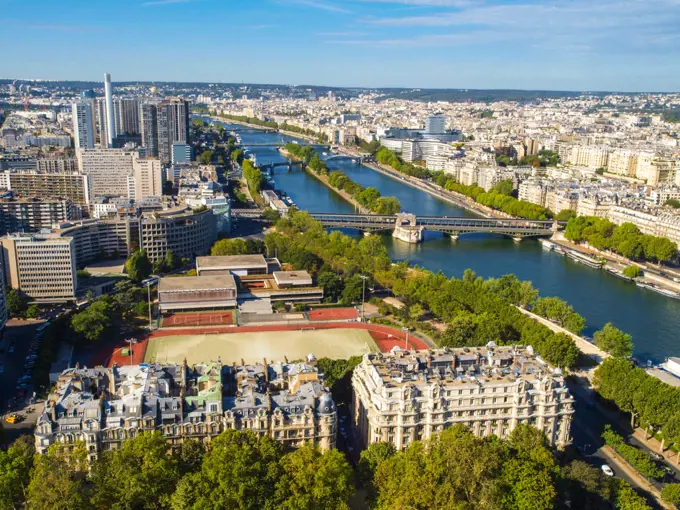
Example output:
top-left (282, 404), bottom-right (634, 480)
top-left (401, 327), bottom-right (410, 350)
top-left (359, 275), bottom-right (369, 322)
top-left (125, 338), bottom-right (137, 366)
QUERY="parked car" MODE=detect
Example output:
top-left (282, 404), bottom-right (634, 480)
top-left (601, 465), bottom-right (614, 477)
top-left (649, 452), bottom-right (664, 461)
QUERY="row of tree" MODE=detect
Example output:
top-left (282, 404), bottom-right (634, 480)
top-left (242, 159), bottom-right (263, 201)
top-left (357, 423), bottom-right (650, 510)
top-left (1, 423), bottom-right (653, 510)
top-left (375, 146), bottom-right (431, 179)
top-left (594, 357), bottom-right (680, 452)
top-left (279, 121), bottom-right (329, 142)
top-left (268, 211), bottom-right (584, 368)
top-left (565, 216), bottom-right (677, 263)
top-left (0, 430), bottom-right (353, 510)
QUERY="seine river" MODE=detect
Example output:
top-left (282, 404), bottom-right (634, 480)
top-left (215, 119), bottom-right (680, 364)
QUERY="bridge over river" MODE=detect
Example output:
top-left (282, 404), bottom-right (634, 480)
top-left (309, 212), bottom-right (563, 242)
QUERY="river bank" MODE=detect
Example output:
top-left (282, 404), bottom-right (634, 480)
top-left (209, 114), bottom-right (322, 144)
top-left (279, 148), bottom-right (371, 214)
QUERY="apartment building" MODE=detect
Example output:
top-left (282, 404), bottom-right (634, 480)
top-left (0, 197), bottom-right (77, 234)
top-left (1, 171), bottom-right (90, 207)
top-left (545, 190), bottom-right (578, 213)
top-left (139, 103), bottom-right (159, 157)
top-left (54, 219), bottom-right (137, 265)
top-left (607, 150), bottom-right (639, 177)
top-left (518, 180), bottom-right (548, 207)
top-left (77, 148), bottom-right (136, 198)
top-left (36, 158), bottom-right (78, 173)
top-left (2, 234), bottom-right (77, 302)
top-left (158, 98), bottom-right (191, 164)
top-left (36, 359), bottom-right (336, 460)
top-left (565, 145), bottom-right (611, 170)
top-left (132, 157), bottom-right (163, 200)
top-left (351, 346), bottom-right (574, 450)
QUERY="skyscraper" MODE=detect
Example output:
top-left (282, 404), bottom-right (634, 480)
top-left (71, 101), bottom-right (95, 149)
top-left (115, 98), bottom-right (140, 136)
top-left (139, 103), bottom-right (159, 157)
top-left (157, 98), bottom-right (191, 164)
top-left (103, 73), bottom-right (115, 147)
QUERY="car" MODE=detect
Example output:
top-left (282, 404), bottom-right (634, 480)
top-left (649, 452), bottom-right (664, 461)
top-left (601, 465), bottom-right (614, 477)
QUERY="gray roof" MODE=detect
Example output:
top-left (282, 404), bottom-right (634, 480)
top-left (158, 274), bottom-right (236, 292)
top-left (196, 254), bottom-right (267, 270)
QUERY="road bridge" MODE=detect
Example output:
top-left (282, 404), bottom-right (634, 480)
top-left (309, 212), bottom-right (564, 242)
top-left (324, 154), bottom-right (362, 164)
top-left (257, 160), bottom-right (305, 172)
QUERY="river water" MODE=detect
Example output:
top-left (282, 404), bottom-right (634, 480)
top-left (215, 119), bottom-right (680, 363)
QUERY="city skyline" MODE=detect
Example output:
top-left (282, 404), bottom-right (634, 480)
top-left (2, 0), bottom-right (679, 92)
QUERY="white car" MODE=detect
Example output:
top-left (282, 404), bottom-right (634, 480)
top-left (601, 465), bottom-right (614, 477)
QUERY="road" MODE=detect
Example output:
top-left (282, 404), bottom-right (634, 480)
top-left (568, 379), bottom-right (673, 508)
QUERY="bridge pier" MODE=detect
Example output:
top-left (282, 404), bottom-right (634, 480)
top-left (513, 237), bottom-right (523, 243)
top-left (449, 234), bottom-right (459, 242)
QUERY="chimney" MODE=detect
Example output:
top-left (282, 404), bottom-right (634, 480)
top-left (241, 358), bottom-right (245, 366)
top-left (451, 356), bottom-right (457, 372)
top-left (264, 358), bottom-right (269, 383)
top-left (266, 387), bottom-right (272, 412)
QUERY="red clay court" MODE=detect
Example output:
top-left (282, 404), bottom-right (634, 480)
top-left (161, 311), bottom-right (235, 328)
top-left (307, 307), bottom-right (359, 322)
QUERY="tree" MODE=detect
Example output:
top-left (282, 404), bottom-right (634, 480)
top-left (0, 436), bottom-right (34, 509)
top-left (70, 297), bottom-right (113, 343)
top-left (559, 460), bottom-right (613, 510)
top-left (90, 431), bottom-right (180, 510)
top-left (623, 265), bottom-right (642, 278)
top-left (275, 445), bottom-right (354, 510)
top-left (357, 442), bottom-right (396, 505)
top-left (25, 303), bottom-right (40, 319)
top-left (556, 209), bottom-right (577, 221)
top-left (595, 167), bottom-right (605, 175)
top-left (492, 179), bottom-right (514, 196)
top-left (231, 148), bottom-right (244, 164)
top-left (661, 484), bottom-right (680, 506)
top-left (6, 288), bottom-right (28, 318)
top-left (171, 430), bottom-right (283, 510)
top-left (164, 249), bottom-right (181, 272)
top-left (317, 271), bottom-right (344, 302)
top-left (26, 443), bottom-right (89, 510)
top-left (664, 199), bottom-right (680, 209)
top-left (125, 250), bottom-right (152, 283)
top-left (341, 274), bottom-right (365, 304)
top-left (614, 480), bottom-right (652, 510)
top-left (198, 149), bottom-right (214, 165)
top-left (594, 322), bottom-right (633, 358)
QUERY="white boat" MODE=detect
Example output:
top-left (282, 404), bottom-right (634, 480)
top-left (605, 268), bottom-right (633, 282)
top-left (539, 239), bottom-right (555, 250)
top-left (636, 281), bottom-right (680, 299)
top-left (566, 250), bottom-right (603, 269)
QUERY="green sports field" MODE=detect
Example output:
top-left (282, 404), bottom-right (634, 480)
top-left (144, 329), bottom-right (378, 365)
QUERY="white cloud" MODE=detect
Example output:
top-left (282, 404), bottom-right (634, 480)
top-left (282, 0), bottom-right (353, 13)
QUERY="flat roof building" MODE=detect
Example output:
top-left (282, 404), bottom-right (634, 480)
top-left (158, 274), bottom-right (237, 312)
top-left (196, 254), bottom-right (268, 276)
top-left (2, 234), bottom-right (77, 302)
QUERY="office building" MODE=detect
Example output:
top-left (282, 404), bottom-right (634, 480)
top-left (2, 234), bottom-right (77, 302)
top-left (138, 206), bottom-right (216, 262)
top-left (71, 101), bottom-right (95, 149)
top-left (0, 197), bottom-right (77, 234)
top-left (103, 73), bottom-right (115, 147)
top-left (139, 103), bottom-right (159, 157)
top-left (35, 359), bottom-right (336, 459)
top-left (132, 157), bottom-right (163, 200)
top-left (76, 148), bottom-right (135, 198)
top-left (158, 98), bottom-right (191, 164)
top-left (351, 345), bottom-right (574, 451)
top-left (1, 170), bottom-right (90, 207)
top-left (425, 114), bottom-right (446, 135)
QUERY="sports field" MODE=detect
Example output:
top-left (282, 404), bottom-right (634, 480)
top-left (144, 328), bottom-right (378, 365)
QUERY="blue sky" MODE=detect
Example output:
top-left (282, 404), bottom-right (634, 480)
top-left (2, 0), bottom-right (679, 91)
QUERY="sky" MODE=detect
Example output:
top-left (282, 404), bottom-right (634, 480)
top-left (2, 0), bottom-right (680, 92)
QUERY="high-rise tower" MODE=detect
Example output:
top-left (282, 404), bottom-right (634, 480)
top-left (157, 98), bottom-right (191, 164)
top-left (103, 73), bottom-right (115, 147)
top-left (72, 101), bottom-right (95, 149)
top-left (140, 103), bottom-right (159, 157)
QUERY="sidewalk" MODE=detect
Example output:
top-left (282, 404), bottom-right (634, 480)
top-left (633, 428), bottom-right (680, 468)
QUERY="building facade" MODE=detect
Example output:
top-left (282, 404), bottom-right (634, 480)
top-left (139, 103), bottom-right (159, 157)
top-left (35, 360), bottom-right (336, 460)
top-left (77, 148), bottom-right (135, 198)
top-left (2, 234), bottom-right (77, 302)
top-left (0, 197), bottom-right (77, 234)
top-left (158, 98), bottom-right (191, 164)
top-left (351, 346), bottom-right (574, 451)
top-left (2, 171), bottom-right (90, 208)
top-left (132, 157), bottom-right (163, 200)
top-left (71, 102), bottom-right (95, 150)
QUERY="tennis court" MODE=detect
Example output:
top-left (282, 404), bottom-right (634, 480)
top-left (144, 328), bottom-right (378, 365)
top-left (161, 311), bottom-right (235, 328)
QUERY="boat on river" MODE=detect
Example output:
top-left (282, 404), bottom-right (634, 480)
top-left (635, 281), bottom-right (680, 299)
top-left (605, 268), bottom-right (633, 282)
top-left (540, 239), bottom-right (555, 251)
top-left (566, 250), bottom-right (603, 269)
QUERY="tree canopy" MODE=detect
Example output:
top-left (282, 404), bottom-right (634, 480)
top-left (593, 322), bottom-right (633, 358)
top-left (125, 250), bottom-right (152, 283)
